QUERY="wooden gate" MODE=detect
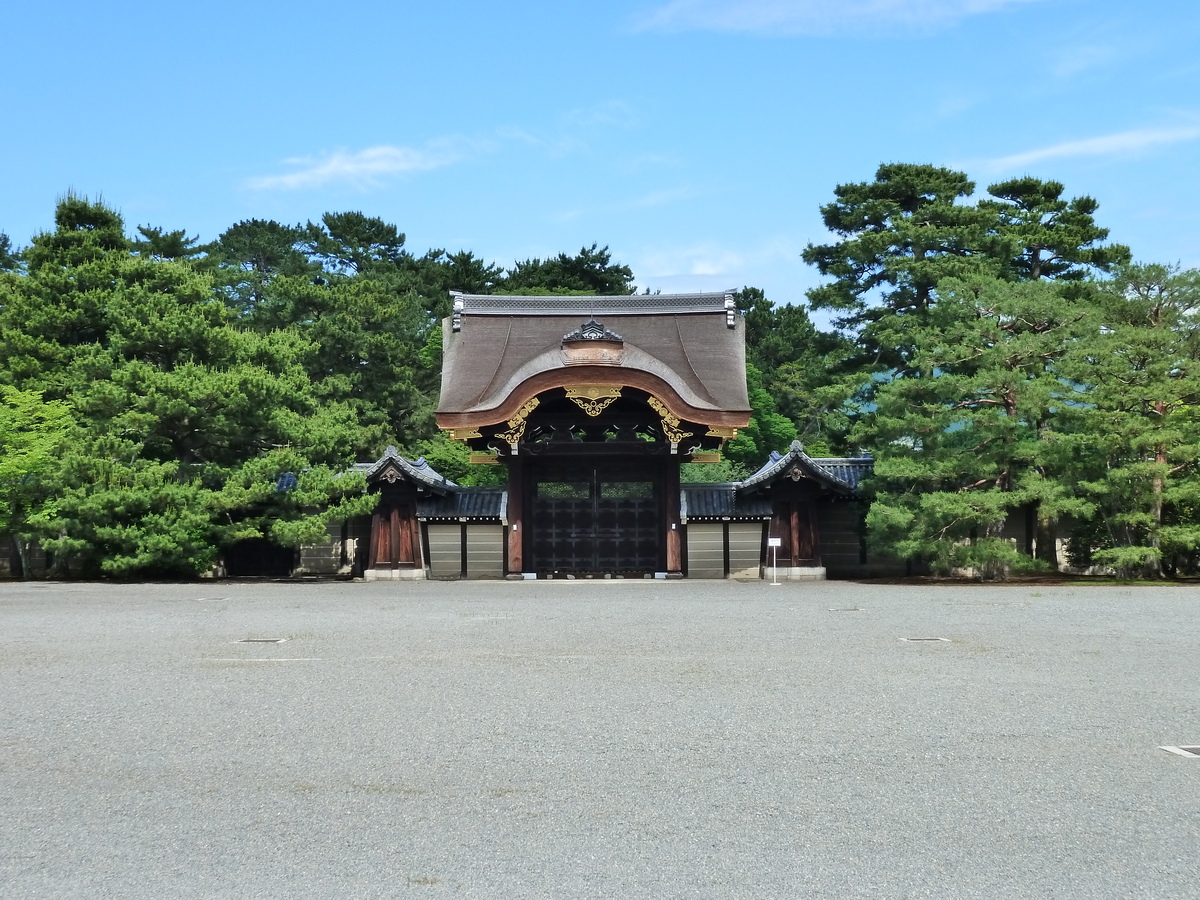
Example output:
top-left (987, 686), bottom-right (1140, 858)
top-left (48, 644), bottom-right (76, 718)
top-left (529, 463), bottom-right (662, 575)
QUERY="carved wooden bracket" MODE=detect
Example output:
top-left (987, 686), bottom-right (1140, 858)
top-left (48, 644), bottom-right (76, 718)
top-left (497, 397), bottom-right (540, 445)
top-left (647, 396), bottom-right (693, 444)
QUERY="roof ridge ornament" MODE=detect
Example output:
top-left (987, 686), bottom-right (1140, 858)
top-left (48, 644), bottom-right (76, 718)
top-left (562, 317), bottom-right (623, 344)
top-left (451, 291), bottom-right (464, 332)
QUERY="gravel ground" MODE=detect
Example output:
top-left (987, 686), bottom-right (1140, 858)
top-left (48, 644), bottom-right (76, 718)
top-left (1, 578), bottom-right (1198, 899)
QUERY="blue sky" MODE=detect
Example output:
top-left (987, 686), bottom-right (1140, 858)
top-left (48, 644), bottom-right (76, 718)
top-left (5, 0), bottom-right (1199, 307)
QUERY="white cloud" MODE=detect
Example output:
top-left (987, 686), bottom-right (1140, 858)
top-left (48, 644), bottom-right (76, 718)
top-left (565, 99), bottom-right (638, 130)
top-left (635, 236), bottom-right (803, 280)
top-left (494, 126), bottom-right (587, 159)
top-left (247, 139), bottom-right (479, 190)
top-left (248, 100), bottom-right (643, 192)
top-left (632, 0), bottom-right (1048, 35)
top-left (980, 125), bottom-right (1200, 171)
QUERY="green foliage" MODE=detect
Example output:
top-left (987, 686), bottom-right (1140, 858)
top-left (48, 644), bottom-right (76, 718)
top-left (736, 286), bottom-right (856, 451)
top-left (0, 233), bottom-right (20, 272)
top-left (680, 459), bottom-right (748, 483)
top-left (803, 164), bottom-right (994, 350)
top-left (208, 218), bottom-right (316, 315)
top-left (1057, 263), bottom-right (1200, 577)
top-left (132, 225), bottom-right (204, 262)
top-left (0, 386), bottom-right (73, 537)
top-left (0, 196), bottom-right (376, 577)
top-left (723, 364), bottom-right (798, 470)
top-left (303, 211), bottom-right (407, 276)
top-left (981, 177), bottom-right (1130, 282)
top-left (502, 243), bottom-right (634, 295)
top-left (857, 276), bottom-right (1095, 578)
top-left (408, 433), bottom-right (504, 487)
top-left (6, 163), bottom-right (1193, 580)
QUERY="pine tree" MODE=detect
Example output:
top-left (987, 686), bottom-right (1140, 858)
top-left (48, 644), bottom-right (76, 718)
top-left (861, 276), bottom-right (1096, 578)
top-left (1059, 264), bottom-right (1200, 577)
top-left (0, 196), bottom-right (375, 577)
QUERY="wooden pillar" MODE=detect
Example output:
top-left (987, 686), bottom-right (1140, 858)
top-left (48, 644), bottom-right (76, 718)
top-left (769, 503), bottom-right (789, 565)
top-left (398, 502), bottom-right (417, 566)
top-left (368, 510), bottom-right (382, 569)
top-left (665, 460), bottom-right (682, 574)
top-left (798, 500), bottom-right (819, 564)
top-left (789, 502), bottom-right (801, 566)
top-left (506, 457), bottom-right (524, 574)
top-left (389, 506), bottom-right (401, 569)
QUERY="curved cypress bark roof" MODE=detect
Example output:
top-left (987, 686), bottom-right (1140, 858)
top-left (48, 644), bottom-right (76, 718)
top-left (435, 292), bottom-right (751, 429)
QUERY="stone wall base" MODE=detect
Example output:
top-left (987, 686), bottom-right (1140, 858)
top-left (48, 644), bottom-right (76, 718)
top-left (766, 566), bottom-right (827, 582)
top-left (363, 567), bottom-right (426, 582)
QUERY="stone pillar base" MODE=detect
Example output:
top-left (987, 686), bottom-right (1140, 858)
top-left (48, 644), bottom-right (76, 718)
top-left (363, 567), bottom-right (426, 582)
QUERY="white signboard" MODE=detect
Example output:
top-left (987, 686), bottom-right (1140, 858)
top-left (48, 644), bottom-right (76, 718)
top-left (767, 537), bottom-right (782, 548)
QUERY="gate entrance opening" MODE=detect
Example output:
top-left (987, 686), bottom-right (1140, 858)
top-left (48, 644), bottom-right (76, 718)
top-left (529, 463), bottom-right (663, 576)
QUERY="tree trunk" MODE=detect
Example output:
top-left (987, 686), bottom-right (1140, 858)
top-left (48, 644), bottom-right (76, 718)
top-left (979, 519), bottom-right (1008, 582)
top-left (1035, 516), bottom-right (1059, 570)
top-left (1146, 401), bottom-right (1167, 579)
top-left (14, 536), bottom-right (31, 580)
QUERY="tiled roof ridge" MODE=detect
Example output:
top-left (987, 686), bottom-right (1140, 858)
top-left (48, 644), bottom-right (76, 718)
top-left (738, 440), bottom-right (871, 493)
top-left (356, 446), bottom-right (459, 491)
top-left (450, 290), bottom-right (738, 324)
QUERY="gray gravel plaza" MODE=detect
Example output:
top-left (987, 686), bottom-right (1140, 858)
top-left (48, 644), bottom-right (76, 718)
top-left (2, 578), bottom-right (1198, 898)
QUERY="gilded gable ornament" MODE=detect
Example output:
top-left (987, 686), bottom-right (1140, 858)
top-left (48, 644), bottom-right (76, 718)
top-left (564, 385), bottom-right (622, 417)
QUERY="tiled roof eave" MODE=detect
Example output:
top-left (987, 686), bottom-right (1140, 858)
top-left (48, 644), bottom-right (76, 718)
top-left (737, 442), bottom-right (869, 494)
top-left (359, 446), bottom-right (458, 493)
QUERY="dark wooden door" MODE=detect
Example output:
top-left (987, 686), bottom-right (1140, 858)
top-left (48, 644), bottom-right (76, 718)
top-left (368, 495), bottom-right (418, 570)
top-left (529, 464), bottom-right (661, 574)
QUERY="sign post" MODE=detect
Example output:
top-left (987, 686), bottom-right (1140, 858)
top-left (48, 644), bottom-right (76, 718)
top-left (767, 536), bottom-right (781, 585)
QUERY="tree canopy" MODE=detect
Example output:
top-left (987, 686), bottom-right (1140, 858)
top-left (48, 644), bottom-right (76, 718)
top-left (0, 167), bottom-right (1195, 581)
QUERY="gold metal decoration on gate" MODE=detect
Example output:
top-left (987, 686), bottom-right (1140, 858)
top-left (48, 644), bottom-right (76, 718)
top-left (564, 385), bottom-right (622, 417)
top-left (647, 396), bottom-right (693, 443)
top-left (497, 397), bottom-right (540, 445)
top-left (445, 428), bottom-right (482, 442)
top-left (705, 425), bottom-right (738, 440)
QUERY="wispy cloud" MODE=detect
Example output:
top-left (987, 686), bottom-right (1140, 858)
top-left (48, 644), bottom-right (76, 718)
top-left (980, 125), bottom-right (1200, 171)
top-left (565, 99), bottom-right (638, 130)
top-left (635, 236), bottom-right (803, 279)
top-left (632, 0), bottom-right (1048, 36)
top-left (1051, 44), bottom-right (1119, 78)
top-left (550, 184), bottom-right (714, 224)
top-left (494, 126), bottom-right (587, 159)
top-left (248, 100), bottom-right (643, 192)
top-left (247, 139), bottom-right (482, 190)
